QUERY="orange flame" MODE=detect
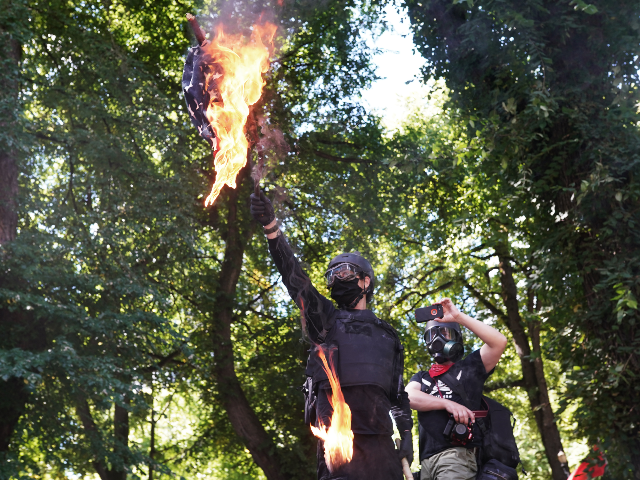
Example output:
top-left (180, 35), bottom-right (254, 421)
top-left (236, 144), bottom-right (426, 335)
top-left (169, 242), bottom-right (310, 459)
top-left (202, 22), bottom-right (277, 206)
top-left (310, 347), bottom-right (354, 472)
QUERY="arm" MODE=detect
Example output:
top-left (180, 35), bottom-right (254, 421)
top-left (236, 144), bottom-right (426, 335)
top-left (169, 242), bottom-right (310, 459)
top-left (264, 218), bottom-right (278, 240)
top-left (390, 364), bottom-right (413, 435)
top-left (406, 381), bottom-right (476, 426)
top-left (391, 376), bottom-right (413, 465)
top-left (250, 194), bottom-right (336, 343)
top-left (267, 232), bottom-right (336, 343)
top-left (438, 298), bottom-right (508, 372)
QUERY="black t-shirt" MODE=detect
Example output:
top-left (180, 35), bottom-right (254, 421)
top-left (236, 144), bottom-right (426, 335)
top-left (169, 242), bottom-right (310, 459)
top-left (410, 350), bottom-right (493, 460)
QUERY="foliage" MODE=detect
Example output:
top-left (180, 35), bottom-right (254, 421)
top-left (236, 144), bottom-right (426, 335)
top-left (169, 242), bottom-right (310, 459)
top-left (402, 0), bottom-right (640, 476)
top-left (2, 0), bottom-right (639, 478)
top-left (0, 0), bottom-right (388, 478)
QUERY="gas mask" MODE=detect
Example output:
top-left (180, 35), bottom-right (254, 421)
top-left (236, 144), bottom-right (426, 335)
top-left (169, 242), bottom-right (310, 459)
top-left (424, 322), bottom-right (464, 363)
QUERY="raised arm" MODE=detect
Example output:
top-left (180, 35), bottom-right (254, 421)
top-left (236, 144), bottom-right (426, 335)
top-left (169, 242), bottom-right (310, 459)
top-left (438, 298), bottom-right (508, 372)
top-left (250, 192), bottom-right (336, 343)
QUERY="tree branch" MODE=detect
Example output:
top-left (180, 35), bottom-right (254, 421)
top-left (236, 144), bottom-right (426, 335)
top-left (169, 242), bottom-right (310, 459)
top-left (470, 253), bottom-right (496, 261)
top-left (313, 150), bottom-right (373, 164)
top-left (394, 277), bottom-right (450, 306)
top-left (75, 396), bottom-right (109, 480)
top-left (246, 280), bottom-right (280, 308)
top-left (463, 279), bottom-right (508, 321)
top-left (247, 307), bottom-right (286, 323)
top-left (316, 138), bottom-right (364, 149)
top-left (484, 378), bottom-right (526, 392)
top-left (145, 347), bottom-right (186, 372)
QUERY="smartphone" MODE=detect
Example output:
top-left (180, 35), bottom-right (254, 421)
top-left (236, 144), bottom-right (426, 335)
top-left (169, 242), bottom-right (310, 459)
top-left (415, 304), bottom-right (444, 323)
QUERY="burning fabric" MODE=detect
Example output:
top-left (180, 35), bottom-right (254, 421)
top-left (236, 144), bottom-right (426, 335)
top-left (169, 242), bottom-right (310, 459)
top-left (182, 15), bottom-right (276, 206)
top-left (309, 346), bottom-right (354, 471)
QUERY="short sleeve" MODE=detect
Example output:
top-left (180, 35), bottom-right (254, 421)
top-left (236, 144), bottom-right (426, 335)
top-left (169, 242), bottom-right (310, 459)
top-left (460, 350), bottom-right (493, 383)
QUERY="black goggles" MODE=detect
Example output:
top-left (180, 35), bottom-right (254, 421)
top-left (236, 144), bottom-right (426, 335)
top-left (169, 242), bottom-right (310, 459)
top-left (324, 263), bottom-right (362, 287)
top-left (424, 326), bottom-right (459, 343)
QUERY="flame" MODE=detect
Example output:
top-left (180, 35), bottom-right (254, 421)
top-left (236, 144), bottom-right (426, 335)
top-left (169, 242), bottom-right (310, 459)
top-left (310, 347), bottom-right (354, 472)
top-left (202, 22), bottom-right (277, 206)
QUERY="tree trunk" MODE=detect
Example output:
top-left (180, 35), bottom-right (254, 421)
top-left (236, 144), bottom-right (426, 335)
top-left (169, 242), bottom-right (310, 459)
top-left (0, 148), bottom-right (18, 245)
top-left (75, 396), bottom-right (111, 480)
top-left (0, 18), bottom-right (20, 245)
top-left (0, 17), bottom-right (25, 455)
top-left (0, 378), bottom-right (28, 451)
top-left (208, 165), bottom-right (287, 480)
top-left (495, 243), bottom-right (569, 480)
top-left (75, 394), bottom-right (132, 480)
top-left (111, 401), bottom-right (129, 480)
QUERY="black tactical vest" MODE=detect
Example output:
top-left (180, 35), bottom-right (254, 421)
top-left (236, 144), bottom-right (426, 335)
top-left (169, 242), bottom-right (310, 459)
top-left (305, 309), bottom-right (401, 398)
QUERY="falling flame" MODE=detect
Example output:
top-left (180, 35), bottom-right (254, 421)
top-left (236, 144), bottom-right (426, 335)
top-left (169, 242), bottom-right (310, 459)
top-left (202, 22), bottom-right (277, 206)
top-left (310, 347), bottom-right (354, 472)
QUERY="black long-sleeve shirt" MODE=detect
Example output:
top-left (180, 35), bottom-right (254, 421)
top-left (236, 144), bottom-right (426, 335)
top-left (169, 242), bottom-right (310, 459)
top-left (268, 232), bottom-right (413, 435)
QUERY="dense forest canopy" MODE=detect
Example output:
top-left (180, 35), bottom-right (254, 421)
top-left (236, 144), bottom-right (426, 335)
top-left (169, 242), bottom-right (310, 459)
top-left (0, 0), bottom-right (638, 479)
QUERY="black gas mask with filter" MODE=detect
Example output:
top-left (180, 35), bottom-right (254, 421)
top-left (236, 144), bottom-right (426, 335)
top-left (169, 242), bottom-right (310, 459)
top-left (415, 305), bottom-right (464, 364)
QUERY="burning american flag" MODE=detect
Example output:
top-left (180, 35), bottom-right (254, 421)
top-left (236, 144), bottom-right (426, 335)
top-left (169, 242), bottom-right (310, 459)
top-left (183, 15), bottom-right (276, 206)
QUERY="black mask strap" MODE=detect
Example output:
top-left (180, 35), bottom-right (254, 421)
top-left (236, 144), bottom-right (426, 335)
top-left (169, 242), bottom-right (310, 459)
top-left (345, 287), bottom-right (366, 309)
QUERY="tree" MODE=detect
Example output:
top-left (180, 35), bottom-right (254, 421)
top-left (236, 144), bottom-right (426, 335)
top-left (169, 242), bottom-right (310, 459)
top-left (0, 0), bottom-right (390, 478)
top-left (0, 0), bottom-right (33, 462)
top-left (403, 0), bottom-right (640, 476)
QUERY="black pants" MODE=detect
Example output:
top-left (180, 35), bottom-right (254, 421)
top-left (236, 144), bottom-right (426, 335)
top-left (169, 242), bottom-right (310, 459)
top-left (317, 433), bottom-right (403, 480)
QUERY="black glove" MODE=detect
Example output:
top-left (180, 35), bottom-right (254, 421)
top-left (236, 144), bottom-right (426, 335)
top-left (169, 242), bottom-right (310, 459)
top-left (250, 192), bottom-right (276, 227)
top-left (397, 432), bottom-right (413, 466)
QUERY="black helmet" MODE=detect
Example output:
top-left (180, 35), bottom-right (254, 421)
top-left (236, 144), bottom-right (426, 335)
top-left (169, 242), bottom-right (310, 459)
top-left (422, 320), bottom-right (464, 364)
top-left (326, 252), bottom-right (375, 302)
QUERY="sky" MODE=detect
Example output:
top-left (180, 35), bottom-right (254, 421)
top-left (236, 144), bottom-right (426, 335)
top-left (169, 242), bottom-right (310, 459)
top-left (360, 4), bottom-right (427, 127)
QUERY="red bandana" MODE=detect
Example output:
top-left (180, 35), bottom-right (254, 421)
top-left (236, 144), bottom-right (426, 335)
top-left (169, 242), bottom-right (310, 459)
top-left (429, 363), bottom-right (453, 378)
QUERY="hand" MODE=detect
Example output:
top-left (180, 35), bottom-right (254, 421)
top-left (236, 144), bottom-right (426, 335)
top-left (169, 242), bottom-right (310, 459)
top-left (444, 399), bottom-right (475, 426)
top-left (250, 192), bottom-right (276, 227)
top-left (397, 431), bottom-right (413, 466)
top-left (436, 297), bottom-right (461, 323)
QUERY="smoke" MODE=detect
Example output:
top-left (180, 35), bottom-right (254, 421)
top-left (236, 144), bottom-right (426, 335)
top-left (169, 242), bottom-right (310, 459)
top-left (201, 0), bottom-right (280, 37)
top-left (252, 114), bottom-right (289, 186)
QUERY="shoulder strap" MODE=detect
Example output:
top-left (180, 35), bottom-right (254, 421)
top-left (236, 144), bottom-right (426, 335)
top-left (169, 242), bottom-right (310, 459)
top-left (378, 320), bottom-right (401, 354)
top-left (418, 372), bottom-right (434, 393)
top-left (439, 370), bottom-right (471, 407)
top-left (317, 324), bottom-right (328, 343)
top-left (318, 310), bottom-right (352, 342)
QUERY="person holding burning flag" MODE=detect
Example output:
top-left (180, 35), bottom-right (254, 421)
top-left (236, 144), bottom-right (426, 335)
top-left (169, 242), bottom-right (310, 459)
top-left (250, 192), bottom-right (413, 480)
top-left (181, 14), bottom-right (412, 478)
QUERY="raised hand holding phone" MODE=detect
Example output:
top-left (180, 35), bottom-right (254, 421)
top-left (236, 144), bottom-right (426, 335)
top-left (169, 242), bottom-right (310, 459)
top-left (438, 298), bottom-right (461, 323)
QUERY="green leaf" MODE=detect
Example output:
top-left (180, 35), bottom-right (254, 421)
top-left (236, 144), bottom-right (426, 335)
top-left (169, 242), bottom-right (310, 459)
top-left (583, 5), bottom-right (598, 14)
